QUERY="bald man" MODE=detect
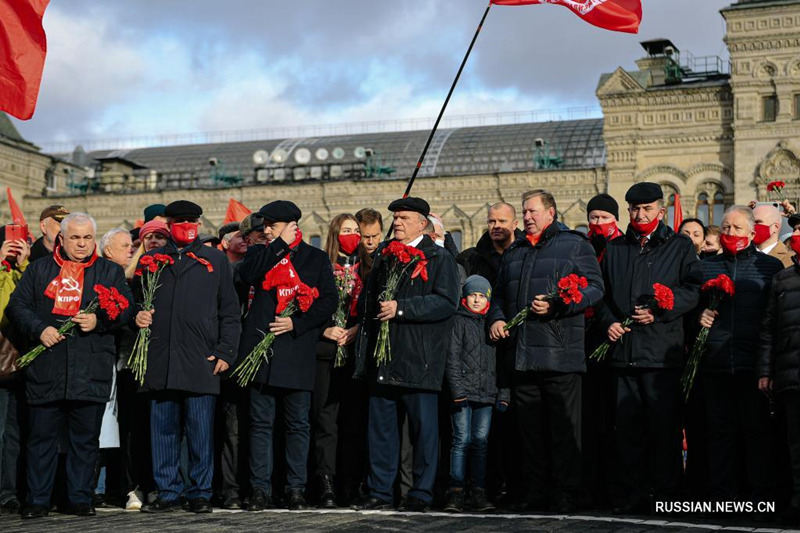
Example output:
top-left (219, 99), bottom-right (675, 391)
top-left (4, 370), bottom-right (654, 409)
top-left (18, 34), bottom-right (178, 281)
top-left (753, 204), bottom-right (794, 268)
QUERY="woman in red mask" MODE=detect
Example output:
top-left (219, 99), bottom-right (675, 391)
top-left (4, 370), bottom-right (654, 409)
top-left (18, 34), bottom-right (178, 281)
top-left (312, 214), bottom-right (363, 508)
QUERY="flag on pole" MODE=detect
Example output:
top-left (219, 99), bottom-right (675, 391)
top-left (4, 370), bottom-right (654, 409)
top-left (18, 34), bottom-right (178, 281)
top-left (223, 198), bottom-right (251, 224)
top-left (6, 188), bottom-right (27, 227)
top-left (673, 193), bottom-right (684, 229)
top-left (0, 0), bottom-right (50, 120)
top-left (490, 0), bottom-right (642, 34)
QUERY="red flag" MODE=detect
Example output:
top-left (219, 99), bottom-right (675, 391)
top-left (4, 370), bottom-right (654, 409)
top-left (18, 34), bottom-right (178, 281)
top-left (672, 193), bottom-right (683, 229)
top-left (6, 188), bottom-right (27, 226)
top-left (490, 0), bottom-right (642, 34)
top-left (0, 0), bottom-right (50, 120)
top-left (223, 198), bottom-right (251, 224)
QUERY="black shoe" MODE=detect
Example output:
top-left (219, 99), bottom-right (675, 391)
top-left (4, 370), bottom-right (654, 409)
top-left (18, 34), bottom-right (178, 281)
top-left (71, 503), bottom-right (96, 516)
top-left (443, 490), bottom-right (464, 513)
top-left (551, 494), bottom-right (575, 514)
top-left (180, 496), bottom-right (190, 511)
top-left (398, 496), bottom-right (430, 513)
top-left (247, 489), bottom-right (274, 511)
top-left (21, 505), bottom-right (49, 519)
top-left (187, 498), bottom-right (212, 513)
top-left (221, 496), bottom-right (242, 510)
top-left (511, 498), bottom-right (548, 513)
top-left (140, 498), bottom-right (179, 513)
top-left (1, 498), bottom-right (21, 514)
top-left (286, 488), bottom-right (307, 511)
top-left (612, 500), bottom-right (651, 516)
top-left (469, 488), bottom-right (495, 513)
top-left (352, 496), bottom-right (393, 511)
top-left (318, 475), bottom-right (337, 509)
top-left (92, 493), bottom-right (107, 508)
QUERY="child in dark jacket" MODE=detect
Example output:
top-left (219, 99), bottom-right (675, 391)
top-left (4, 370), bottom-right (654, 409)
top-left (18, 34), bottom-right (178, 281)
top-left (444, 275), bottom-right (510, 513)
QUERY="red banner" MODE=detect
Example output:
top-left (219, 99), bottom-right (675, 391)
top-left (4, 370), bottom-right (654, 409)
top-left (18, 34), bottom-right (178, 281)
top-left (223, 198), bottom-right (251, 224)
top-left (0, 0), bottom-right (50, 120)
top-left (490, 0), bottom-right (642, 34)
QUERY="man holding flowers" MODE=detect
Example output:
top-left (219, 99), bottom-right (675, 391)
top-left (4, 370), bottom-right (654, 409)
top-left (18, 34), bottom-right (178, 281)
top-left (7, 213), bottom-right (134, 519)
top-left (133, 200), bottom-right (241, 514)
top-left (353, 196), bottom-right (459, 512)
top-left (488, 189), bottom-right (603, 513)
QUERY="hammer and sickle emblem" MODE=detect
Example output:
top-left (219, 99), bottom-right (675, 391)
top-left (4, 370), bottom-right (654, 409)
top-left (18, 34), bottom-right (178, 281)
top-left (61, 277), bottom-right (81, 293)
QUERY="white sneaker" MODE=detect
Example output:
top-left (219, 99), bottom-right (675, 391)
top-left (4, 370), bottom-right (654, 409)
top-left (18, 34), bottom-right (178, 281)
top-left (126, 490), bottom-right (143, 511)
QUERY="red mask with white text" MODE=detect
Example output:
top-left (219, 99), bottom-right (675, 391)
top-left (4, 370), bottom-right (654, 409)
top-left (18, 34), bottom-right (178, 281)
top-left (720, 234), bottom-right (749, 256)
top-left (630, 218), bottom-right (659, 237)
top-left (791, 235), bottom-right (800, 256)
top-left (171, 222), bottom-right (199, 247)
top-left (753, 224), bottom-right (771, 246)
top-left (338, 233), bottom-right (361, 255)
top-left (588, 222), bottom-right (618, 240)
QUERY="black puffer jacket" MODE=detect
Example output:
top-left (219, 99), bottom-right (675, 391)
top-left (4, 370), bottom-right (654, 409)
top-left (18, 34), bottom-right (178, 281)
top-left (446, 306), bottom-right (509, 404)
top-left (596, 223), bottom-right (702, 369)
top-left (488, 224), bottom-right (604, 374)
top-left (758, 260), bottom-right (800, 393)
top-left (7, 252), bottom-right (135, 405)
top-left (354, 235), bottom-right (459, 391)
top-left (699, 245), bottom-right (783, 373)
top-left (457, 229), bottom-right (524, 287)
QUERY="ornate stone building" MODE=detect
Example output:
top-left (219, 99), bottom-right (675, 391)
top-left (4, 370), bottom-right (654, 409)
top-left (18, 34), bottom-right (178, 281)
top-left (0, 0), bottom-right (797, 248)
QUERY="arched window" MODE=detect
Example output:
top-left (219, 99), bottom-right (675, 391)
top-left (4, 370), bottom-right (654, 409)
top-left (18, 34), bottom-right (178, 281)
top-left (697, 193), bottom-right (710, 225)
top-left (713, 192), bottom-right (725, 224)
top-left (666, 194), bottom-right (676, 229)
top-left (694, 187), bottom-right (727, 225)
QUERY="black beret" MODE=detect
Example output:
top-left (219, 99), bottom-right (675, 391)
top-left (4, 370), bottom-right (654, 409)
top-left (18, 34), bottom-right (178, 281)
top-left (387, 197), bottom-right (430, 218)
top-left (239, 214), bottom-right (265, 237)
top-left (789, 213), bottom-right (800, 229)
top-left (586, 193), bottom-right (619, 220)
top-left (198, 234), bottom-right (220, 247)
top-left (143, 203), bottom-right (166, 222)
top-left (257, 200), bottom-right (302, 223)
top-left (164, 200), bottom-right (203, 219)
top-left (130, 227), bottom-right (141, 241)
top-left (218, 222), bottom-right (241, 240)
top-left (625, 182), bottom-right (663, 205)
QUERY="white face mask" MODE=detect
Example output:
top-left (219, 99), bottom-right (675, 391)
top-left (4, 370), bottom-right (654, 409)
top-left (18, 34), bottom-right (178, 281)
top-left (435, 238), bottom-right (445, 247)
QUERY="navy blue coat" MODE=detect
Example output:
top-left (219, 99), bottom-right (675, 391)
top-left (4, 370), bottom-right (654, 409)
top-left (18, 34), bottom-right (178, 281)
top-left (488, 224), bottom-right (604, 374)
top-left (7, 252), bottom-right (134, 405)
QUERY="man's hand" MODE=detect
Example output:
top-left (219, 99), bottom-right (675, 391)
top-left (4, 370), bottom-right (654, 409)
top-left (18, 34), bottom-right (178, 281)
top-left (531, 295), bottom-right (551, 316)
top-left (323, 326), bottom-right (346, 342)
top-left (135, 309), bottom-right (154, 328)
top-left (40, 326), bottom-right (65, 347)
top-left (279, 221), bottom-right (299, 245)
top-left (207, 355), bottom-right (229, 375)
top-left (758, 377), bottom-right (773, 395)
top-left (780, 199), bottom-right (797, 217)
top-left (339, 325), bottom-right (359, 346)
top-left (269, 316), bottom-right (294, 335)
top-left (490, 320), bottom-right (509, 341)
top-left (377, 300), bottom-right (397, 322)
top-left (699, 309), bottom-right (718, 329)
top-left (631, 306), bottom-right (654, 325)
top-left (72, 312), bottom-right (98, 332)
top-left (607, 322), bottom-right (631, 342)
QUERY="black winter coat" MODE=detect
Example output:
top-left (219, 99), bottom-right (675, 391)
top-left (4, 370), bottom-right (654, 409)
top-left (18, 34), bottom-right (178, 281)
top-left (699, 246), bottom-right (783, 374)
top-left (7, 252), bottom-right (135, 405)
top-left (457, 229), bottom-right (524, 287)
top-left (137, 240), bottom-right (241, 396)
top-left (446, 306), bottom-right (510, 404)
top-left (354, 235), bottom-right (459, 391)
top-left (596, 223), bottom-right (702, 369)
top-left (239, 239), bottom-right (337, 391)
top-left (758, 260), bottom-right (800, 393)
top-left (488, 224), bottom-right (604, 374)
top-left (315, 253), bottom-right (360, 362)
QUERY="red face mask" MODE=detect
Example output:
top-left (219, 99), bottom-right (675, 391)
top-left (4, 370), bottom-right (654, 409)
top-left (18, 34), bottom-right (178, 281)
top-left (791, 235), bottom-right (800, 256)
top-left (753, 224), bottom-right (772, 246)
top-left (630, 218), bottom-right (659, 236)
top-left (338, 233), bottom-right (361, 255)
top-left (588, 222), bottom-right (618, 240)
top-left (171, 222), bottom-right (199, 246)
top-left (720, 234), bottom-right (749, 255)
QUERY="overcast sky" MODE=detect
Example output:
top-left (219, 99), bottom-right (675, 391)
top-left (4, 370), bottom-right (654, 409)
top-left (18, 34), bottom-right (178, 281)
top-left (12, 0), bottom-right (733, 148)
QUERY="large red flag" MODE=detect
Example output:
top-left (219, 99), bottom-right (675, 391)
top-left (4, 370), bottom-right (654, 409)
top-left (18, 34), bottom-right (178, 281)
top-left (0, 0), bottom-right (49, 120)
top-left (490, 0), bottom-right (642, 34)
top-left (6, 188), bottom-right (26, 226)
top-left (672, 193), bottom-right (683, 229)
top-left (223, 198), bottom-right (251, 224)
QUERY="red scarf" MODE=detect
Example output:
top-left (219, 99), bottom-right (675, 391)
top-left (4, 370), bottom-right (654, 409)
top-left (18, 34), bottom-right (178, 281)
top-left (461, 298), bottom-right (490, 315)
top-left (45, 244), bottom-right (99, 316)
top-left (186, 252), bottom-right (214, 273)
top-left (262, 230), bottom-right (305, 313)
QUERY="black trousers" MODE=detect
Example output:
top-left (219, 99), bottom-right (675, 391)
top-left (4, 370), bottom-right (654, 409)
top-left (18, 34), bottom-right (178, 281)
top-left (702, 373), bottom-right (775, 503)
top-left (117, 369), bottom-right (152, 495)
top-left (216, 380), bottom-right (249, 499)
top-left (27, 400), bottom-right (104, 507)
top-left (611, 368), bottom-right (683, 506)
top-left (783, 390), bottom-right (800, 508)
top-left (580, 364), bottom-right (614, 506)
top-left (512, 371), bottom-right (581, 502)
top-left (311, 359), bottom-right (342, 477)
top-left (336, 372), bottom-right (368, 497)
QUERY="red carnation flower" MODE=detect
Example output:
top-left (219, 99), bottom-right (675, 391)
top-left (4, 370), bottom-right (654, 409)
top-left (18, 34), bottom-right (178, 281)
top-left (139, 255), bottom-right (154, 266)
top-left (653, 283), bottom-right (675, 311)
top-left (93, 284), bottom-right (129, 321)
top-left (767, 180), bottom-right (786, 192)
top-left (295, 283), bottom-right (320, 312)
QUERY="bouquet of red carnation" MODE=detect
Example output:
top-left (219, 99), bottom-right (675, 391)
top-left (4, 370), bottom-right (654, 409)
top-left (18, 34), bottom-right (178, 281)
top-left (681, 274), bottom-right (735, 401)
top-left (232, 282), bottom-right (319, 386)
top-left (128, 253), bottom-right (174, 385)
top-left (504, 273), bottom-right (588, 332)
top-left (589, 283), bottom-right (675, 362)
top-left (18, 284), bottom-right (130, 368)
top-left (332, 264), bottom-right (362, 368)
top-left (767, 180), bottom-right (787, 201)
top-left (374, 241), bottom-right (427, 366)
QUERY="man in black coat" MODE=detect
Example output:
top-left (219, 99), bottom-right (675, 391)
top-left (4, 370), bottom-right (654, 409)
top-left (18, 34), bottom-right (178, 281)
top-left (456, 202), bottom-right (521, 287)
top-left (489, 189), bottom-right (604, 512)
top-left (596, 182), bottom-right (701, 514)
top-left (134, 200), bottom-right (241, 514)
top-left (353, 196), bottom-right (459, 512)
top-left (7, 213), bottom-right (134, 519)
top-left (238, 201), bottom-right (337, 511)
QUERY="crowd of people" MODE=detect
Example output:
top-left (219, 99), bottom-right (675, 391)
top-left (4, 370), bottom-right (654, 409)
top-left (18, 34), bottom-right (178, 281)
top-left (0, 182), bottom-right (799, 524)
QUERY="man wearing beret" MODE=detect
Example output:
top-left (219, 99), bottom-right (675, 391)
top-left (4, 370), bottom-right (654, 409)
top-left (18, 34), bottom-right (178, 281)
top-left (595, 182), bottom-right (701, 514)
top-left (30, 205), bottom-right (70, 263)
top-left (134, 200), bottom-right (241, 514)
top-left (354, 196), bottom-right (460, 512)
top-left (238, 201), bottom-right (337, 511)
